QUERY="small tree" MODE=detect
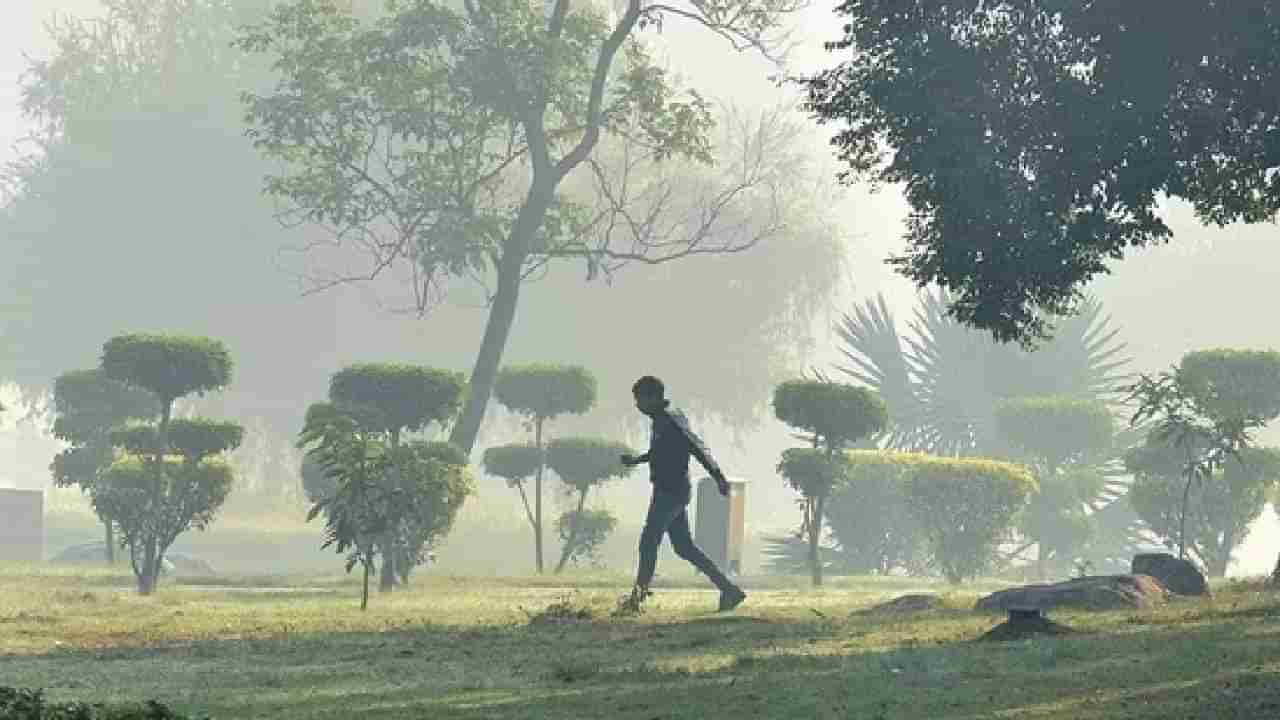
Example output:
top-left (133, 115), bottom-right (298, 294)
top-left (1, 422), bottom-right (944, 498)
top-left (544, 437), bottom-right (632, 572)
top-left (98, 334), bottom-right (239, 595)
top-left (493, 364), bottom-right (597, 573)
top-left (1125, 349), bottom-right (1280, 563)
top-left (1128, 440), bottom-right (1280, 576)
top-left (327, 363), bottom-right (466, 590)
top-left (481, 443), bottom-right (544, 568)
top-left (49, 369), bottom-right (156, 563)
top-left (902, 455), bottom-right (1037, 584)
top-left (827, 450), bottom-right (929, 576)
top-left (773, 379), bottom-right (887, 586)
top-left (995, 396), bottom-right (1114, 578)
top-left (300, 401), bottom-right (390, 611)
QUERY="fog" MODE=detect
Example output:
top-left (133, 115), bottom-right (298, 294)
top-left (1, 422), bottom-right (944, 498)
top-left (2, 0), bottom-right (1278, 578)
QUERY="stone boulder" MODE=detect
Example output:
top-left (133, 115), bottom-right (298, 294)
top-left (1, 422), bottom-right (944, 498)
top-left (1132, 553), bottom-right (1209, 597)
top-left (857, 594), bottom-right (944, 615)
top-left (975, 574), bottom-right (1168, 613)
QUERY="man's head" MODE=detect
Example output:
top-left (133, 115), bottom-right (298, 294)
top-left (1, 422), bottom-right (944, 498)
top-left (632, 375), bottom-right (667, 415)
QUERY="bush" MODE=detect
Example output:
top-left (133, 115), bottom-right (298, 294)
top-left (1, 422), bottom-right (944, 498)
top-left (901, 455), bottom-right (1036, 583)
top-left (101, 333), bottom-right (231, 406)
top-left (826, 451), bottom-right (929, 575)
top-left (1128, 443), bottom-right (1280, 576)
top-left (0, 686), bottom-right (202, 719)
top-left (555, 508), bottom-right (618, 568)
top-left (328, 364), bottom-right (466, 437)
top-left (493, 364), bottom-right (597, 422)
top-left (1178, 349), bottom-right (1280, 422)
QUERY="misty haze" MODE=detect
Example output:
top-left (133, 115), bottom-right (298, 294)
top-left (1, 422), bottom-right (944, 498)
top-left (2, 1), bottom-right (1280, 718)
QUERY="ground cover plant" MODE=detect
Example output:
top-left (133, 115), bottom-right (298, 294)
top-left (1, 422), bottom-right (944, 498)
top-left (2, 563), bottom-right (1279, 720)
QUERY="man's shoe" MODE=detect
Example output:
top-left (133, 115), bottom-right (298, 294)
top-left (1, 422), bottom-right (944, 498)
top-left (613, 585), bottom-right (652, 617)
top-left (719, 586), bottom-right (746, 612)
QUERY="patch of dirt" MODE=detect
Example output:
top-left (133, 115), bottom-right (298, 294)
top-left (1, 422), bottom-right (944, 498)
top-left (525, 596), bottom-right (595, 626)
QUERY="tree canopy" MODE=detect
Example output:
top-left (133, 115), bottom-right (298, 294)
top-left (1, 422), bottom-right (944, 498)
top-left (235, 0), bottom-right (807, 454)
top-left (802, 1), bottom-right (1280, 344)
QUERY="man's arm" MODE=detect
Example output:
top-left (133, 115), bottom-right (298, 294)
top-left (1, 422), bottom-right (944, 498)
top-left (667, 410), bottom-right (730, 494)
top-left (622, 451), bottom-right (651, 466)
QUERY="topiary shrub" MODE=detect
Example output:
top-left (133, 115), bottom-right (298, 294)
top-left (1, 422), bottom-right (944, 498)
top-left (901, 455), bottom-right (1036, 583)
top-left (545, 437), bottom-right (633, 572)
top-left (555, 508), bottom-right (618, 568)
top-left (97, 333), bottom-right (240, 595)
top-left (50, 368), bottom-right (157, 565)
top-left (995, 395), bottom-right (1115, 577)
top-left (773, 378), bottom-right (888, 586)
top-left (492, 363), bottom-right (598, 574)
top-left (826, 450), bottom-right (929, 576)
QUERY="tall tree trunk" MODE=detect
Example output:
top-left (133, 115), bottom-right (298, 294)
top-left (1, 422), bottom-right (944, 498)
top-left (448, 184), bottom-right (552, 456)
top-left (534, 416), bottom-right (545, 574)
top-left (1178, 469), bottom-right (1194, 561)
top-left (138, 538), bottom-right (158, 595)
top-left (381, 430), bottom-right (401, 592)
top-left (379, 534), bottom-right (397, 592)
top-left (1271, 551), bottom-right (1280, 586)
top-left (808, 495), bottom-right (825, 587)
top-left (103, 519), bottom-right (115, 565)
top-left (361, 557), bottom-right (371, 611)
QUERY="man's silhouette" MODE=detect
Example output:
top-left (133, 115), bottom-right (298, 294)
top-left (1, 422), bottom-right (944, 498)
top-left (619, 375), bottom-right (746, 614)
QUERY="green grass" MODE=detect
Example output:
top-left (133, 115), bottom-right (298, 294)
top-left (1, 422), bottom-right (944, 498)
top-left (2, 563), bottom-right (1279, 719)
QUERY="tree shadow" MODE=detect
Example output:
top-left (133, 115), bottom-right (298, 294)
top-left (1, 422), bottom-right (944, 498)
top-left (4, 598), bottom-right (1279, 720)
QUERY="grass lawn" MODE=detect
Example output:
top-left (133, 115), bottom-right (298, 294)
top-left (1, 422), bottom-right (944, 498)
top-left (2, 563), bottom-right (1279, 719)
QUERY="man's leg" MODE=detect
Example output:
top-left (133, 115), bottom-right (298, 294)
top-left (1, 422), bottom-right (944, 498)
top-left (635, 491), bottom-right (687, 591)
top-left (666, 506), bottom-right (735, 592)
top-left (668, 507), bottom-right (745, 611)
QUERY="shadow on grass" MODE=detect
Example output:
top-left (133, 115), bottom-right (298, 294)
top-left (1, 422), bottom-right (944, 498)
top-left (4, 594), bottom-right (1279, 720)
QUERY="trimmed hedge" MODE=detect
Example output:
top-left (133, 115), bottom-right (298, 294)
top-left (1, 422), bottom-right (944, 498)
top-left (900, 454), bottom-right (1036, 583)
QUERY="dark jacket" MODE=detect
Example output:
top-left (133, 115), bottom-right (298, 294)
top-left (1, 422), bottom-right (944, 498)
top-left (636, 401), bottom-right (725, 496)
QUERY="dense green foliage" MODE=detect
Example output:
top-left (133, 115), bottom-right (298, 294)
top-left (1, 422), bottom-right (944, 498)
top-left (802, 1), bottom-right (1280, 344)
top-left (235, 0), bottom-right (804, 458)
top-left (101, 334), bottom-right (232, 411)
top-left (1127, 348), bottom-right (1280, 563)
top-left (494, 365), bottom-right (597, 423)
top-left (901, 455), bottom-right (1036, 583)
top-left (554, 508), bottom-right (618, 569)
top-left (329, 365), bottom-right (466, 440)
top-left (773, 379), bottom-right (887, 586)
top-left (1178, 349), bottom-right (1280, 423)
top-left (1128, 442), bottom-right (1280, 576)
top-left (299, 383), bottom-right (473, 605)
top-left (481, 444), bottom-right (543, 487)
top-left (545, 437), bottom-right (633, 572)
top-left (995, 396), bottom-right (1115, 576)
top-left (772, 380), bottom-right (887, 452)
top-left (995, 397), bottom-right (1115, 469)
top-left (825, 451), bottom-right (927, 576)
top-left (0, 686), bottom-right (200, 720)
top-left (96, 455), bottom-right (235, 586)
top-left (492, 364), bottom-right (598, 574)
top-left (94, 333), bottom-right (241, 594)
top-left (49, 368), bottom-right (158, 563)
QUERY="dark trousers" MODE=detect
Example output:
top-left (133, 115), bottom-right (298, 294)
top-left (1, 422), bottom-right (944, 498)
top-left (636, 489), bottom-right (735, 592)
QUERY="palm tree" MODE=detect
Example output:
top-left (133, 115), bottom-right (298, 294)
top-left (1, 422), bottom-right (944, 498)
top-left (835, 289), bottom-right (1145, 571)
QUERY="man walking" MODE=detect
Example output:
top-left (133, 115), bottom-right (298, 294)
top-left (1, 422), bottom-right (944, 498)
top-left (618, 375), bottom-right (746, 614)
